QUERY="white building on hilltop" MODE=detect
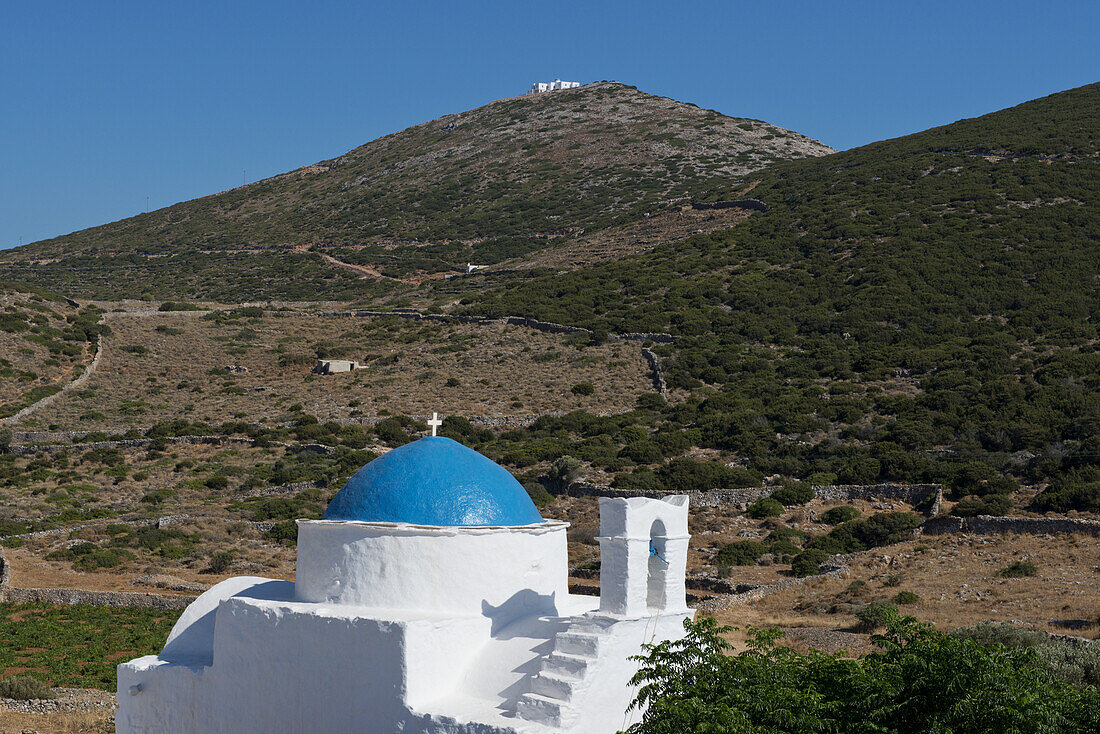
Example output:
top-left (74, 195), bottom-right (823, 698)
top-left (527, 79), bottom-right (581, 94)
top-left (117, 435), bottom-right (691, 733)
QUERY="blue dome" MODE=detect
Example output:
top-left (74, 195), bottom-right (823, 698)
top-left (323, 436), bottom-right (544, 526)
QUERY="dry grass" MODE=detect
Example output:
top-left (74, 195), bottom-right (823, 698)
top-left (24, 312), bottom-right (651, 430)
top-left (0, 710), bottom-right (112, 734)
top-left (712, 532), bottom-right (1100, 641)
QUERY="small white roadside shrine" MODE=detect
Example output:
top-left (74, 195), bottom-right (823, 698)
top-left (117, 432), bottom-right (691, 733)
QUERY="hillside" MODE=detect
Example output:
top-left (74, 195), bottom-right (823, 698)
top-left (459, 82), bottom-right (1100, 499)
top-left (0, 82), bottom-right (832, 299)
top-left (0, 284), bottom-right (103, 420)
top-left (0, 84), bottom-right (1099, 673)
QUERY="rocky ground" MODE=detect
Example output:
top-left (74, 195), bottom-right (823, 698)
top-left (0, 688), bottom-right (114, 734)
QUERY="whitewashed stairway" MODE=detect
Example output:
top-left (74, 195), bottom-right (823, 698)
top-left (514, 622), bottom-right (606, 727)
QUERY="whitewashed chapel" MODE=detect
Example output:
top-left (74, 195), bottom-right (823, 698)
top-left (117, 431), bottom-right (691, 733)
top-left (527, 79), bottom-right (581, 94)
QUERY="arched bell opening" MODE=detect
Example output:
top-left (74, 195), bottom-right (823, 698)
top-left (646, 518), bottom-right (669, 611)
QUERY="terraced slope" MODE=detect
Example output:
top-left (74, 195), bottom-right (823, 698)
top-left (0, 82), bottom-right (832, 299)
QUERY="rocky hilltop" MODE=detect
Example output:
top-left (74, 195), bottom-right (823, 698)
top-left (2, 81), bottom-right (831, 263)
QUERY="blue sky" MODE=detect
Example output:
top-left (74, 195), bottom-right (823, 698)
top-left (2, 0), bottom-right (1097, 250)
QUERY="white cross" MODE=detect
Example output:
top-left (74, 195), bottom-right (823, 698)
top-left (427, 412), bottom-right (443, 437)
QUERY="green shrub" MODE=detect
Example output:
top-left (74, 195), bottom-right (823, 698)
top-left (768, 540), bottom-right (800, 559)
top-left (264, 521), bottom-right (298, 546)
top-left (1033, 641), bottom-right (1100, 689)
top-left (821, 505), bottom-right (860, 525)
top-left (950, 494), bottom-right (1012, 517)
top-left (952, 621), bottom-right (1100, 688)
top-left (747, 497), bottom-right (783, 519)
top-left (571, 382), bottom-right (595, 396)
top-left (997, 560), bottom-right (1038, 578)
top-left (807, 511), bottom-right (922, 554)
top-left (892, 591), bottom-right (920, 605)
top-left (0, 674), bottom-right (56, 700)
top-left (204, 475), bottom-right (229, 491)
top-left (951, 621), bottom-right (1051, 649)
top-left (790, 548), bottom-right (828, 577)
top-left (1030, 467), bottom-right (1100, 513)
top-left (715, 540), bottom-right (766, 567)
top-left (771, 483), bottom-right (814, 506)
top-left (140, 487), bottom-right (176, 505)
top-left (205, 551), bottom-right (234, 574)
top-left (855, 601), bottom-right (899, 632)
top-left (765, 526), bottom-right (807, 545)
top-left (46, 542), bottom-right (132, 571)
top-left (524, 482), bottom-right (554, 508)
top-left (157, 302), bottom-right (203, 312)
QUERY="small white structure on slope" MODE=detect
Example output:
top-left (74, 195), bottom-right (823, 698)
top-left (117, 435), bottom-right (691, 733)
top-left (312, 358), bottom-right (366, 374)
top-left (527, 79), bottom-right (581, 94)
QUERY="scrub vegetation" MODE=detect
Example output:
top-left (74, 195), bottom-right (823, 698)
top-left (0, 603), bottom-right (180, 691)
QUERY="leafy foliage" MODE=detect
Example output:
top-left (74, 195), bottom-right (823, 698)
top-left (626, 616), bottom-right (1100, 734)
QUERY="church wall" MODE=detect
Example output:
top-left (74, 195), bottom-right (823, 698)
top-left (117, 657), bottom-right (215, 734)
top-left (402, 616), bottom-right (494, 709)
top-left (295, 520), bottom-right (569, 618)
top-left (207, 597), bottom-right (410, 733)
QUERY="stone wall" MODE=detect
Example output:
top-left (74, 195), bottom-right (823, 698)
top-left (301, 308), bottom-right (676, 343)
top-left (923, 515), bottom-right (1100, 538)
top-left (691, 198), bottom-right (769, 212)
top-left (567, 482), bottom-right (943, 513)
top-left (0, 585), bottom-right (195, 610)
top-left (640, 348), bottom-right (667, 395)
top-left (3, 434), bottom-right (258, 456)
top-left (0, 547), bottom-right (10, 588)
top-left (1, 543), bottom-right (193, 609)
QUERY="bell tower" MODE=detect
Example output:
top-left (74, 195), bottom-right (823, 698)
top-left (596, 495), bottom-right (690, 617)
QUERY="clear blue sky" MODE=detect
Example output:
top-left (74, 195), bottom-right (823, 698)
top-left (2, 0), bottom-right (1097, 250)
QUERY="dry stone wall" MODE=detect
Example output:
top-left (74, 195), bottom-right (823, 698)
top-left (690, 198), bottom-right (769, 212)
top-left (923, 515), bottom-right (1100, 538)
top-left (1, 542), bottom-right (194, 609)
top-left (641, 348), bottom-right (667, 395)
top-left (302, 308), bottom-right (675, 343)
top-left (567, 482), bottom-right (942, 513)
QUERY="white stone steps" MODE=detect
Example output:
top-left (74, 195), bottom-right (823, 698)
top-left (530, 670), bottom-right (575, 700)
top-left (554, 631), bottom-right (600, 657)
top-left (544, 651), bottom-right (589, 678)
top-left (515, 692), bottom-right (564, 726)
top-left (515, 621), bottom-right (609, 726)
